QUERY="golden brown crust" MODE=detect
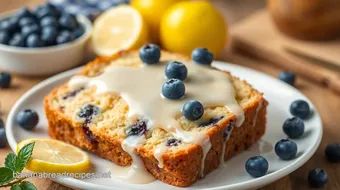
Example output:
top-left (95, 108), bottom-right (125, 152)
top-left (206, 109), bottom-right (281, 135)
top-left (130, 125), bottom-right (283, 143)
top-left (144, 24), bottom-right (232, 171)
top-left (44, 51), bottom-right (267, 187)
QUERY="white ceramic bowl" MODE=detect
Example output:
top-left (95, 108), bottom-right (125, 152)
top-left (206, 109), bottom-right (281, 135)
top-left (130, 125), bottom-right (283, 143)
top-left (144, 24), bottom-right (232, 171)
top-left (0, 14), bottom-right (92, 76)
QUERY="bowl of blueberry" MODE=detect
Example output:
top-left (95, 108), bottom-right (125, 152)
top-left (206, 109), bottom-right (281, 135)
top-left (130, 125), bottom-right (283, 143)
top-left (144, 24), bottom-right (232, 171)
top-left (0, 3), bottom-right (92, 76)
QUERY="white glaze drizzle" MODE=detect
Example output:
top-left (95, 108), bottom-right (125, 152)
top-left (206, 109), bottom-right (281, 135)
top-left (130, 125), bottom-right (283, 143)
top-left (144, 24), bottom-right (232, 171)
top-left (68, 59), bottom-right (244, 183)
top-left (252, 100), bottom-right (263, 127)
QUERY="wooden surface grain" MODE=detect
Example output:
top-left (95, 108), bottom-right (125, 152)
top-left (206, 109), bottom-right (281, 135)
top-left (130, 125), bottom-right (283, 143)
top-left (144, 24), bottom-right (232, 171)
top-left (0, 0), bottom-right (339, 190)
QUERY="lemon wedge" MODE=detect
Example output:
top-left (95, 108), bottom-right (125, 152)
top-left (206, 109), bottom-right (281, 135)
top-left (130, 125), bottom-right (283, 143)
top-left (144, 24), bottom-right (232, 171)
top-left (92, 5), bottom-right (149, 56)
top-left (16, 138), bottom-right (91, 173)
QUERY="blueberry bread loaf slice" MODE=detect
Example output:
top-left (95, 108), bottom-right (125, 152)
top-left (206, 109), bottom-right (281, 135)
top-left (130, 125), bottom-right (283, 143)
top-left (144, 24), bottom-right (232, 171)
top-left (44, 50), bottom-right (267, 187)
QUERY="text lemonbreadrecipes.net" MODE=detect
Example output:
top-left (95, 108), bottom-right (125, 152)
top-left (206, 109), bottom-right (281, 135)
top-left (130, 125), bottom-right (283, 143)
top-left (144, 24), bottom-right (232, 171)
top-left (14, 172), bottom-right (112, 179)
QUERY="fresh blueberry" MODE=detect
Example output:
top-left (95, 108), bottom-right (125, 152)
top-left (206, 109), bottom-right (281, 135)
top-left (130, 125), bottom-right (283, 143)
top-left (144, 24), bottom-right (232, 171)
top-left (41, 26), bottom-right (59, 45)
top-left (325, 143), bottom-right (340, 162)
top-left (65, 4), bottom-right (82, 15)
top-left (126, 121), bottom-right (147, 137)
top-left (0, 128), bottom-right (7, 148)
top-left (139, 44), bottom-right (161, 64)
top-left (40, 16), bottom-right (59, 28)
top-left (16, 8), bottom-right (35, 20)
top-left (0, 118), bottom-right (4, 128)
top-left (0, 72), bottom-right (11, 88)
top-left (56, 30), bottom-right (75, 44)
top-left (308, 168), bottom-right (328, 188)
top-left (59, 14), bottom-right (79, 30)
top-left (290, 100), bottom-right (310, 119)
top-left (275, 139), bottom-right (297, 160)
top-left (19, 17), bottom-right (37, 27)
top-left (85, 0), bottom-right (98, 6)
top-left (162, 78), bottom-right (185, 100)
top-left (165, 61), bottom-right (188, 81)
top-left (9, 34), bottom-right (25, 47)
top-left (245, 156), bottom-right (269, 178)
top-left (21, 24), bottom-right (40, 38)
top-left (192, 48), bottom-right (214, 65)
top-left (166, 138), bottom-right (181, 147)
top-left (279, 71), bottom-right (295, 86)
top-left (283, 117), bottom-right (305, 139)
top-left (16, 109), bottom-right (39, 130)
top-left (26, 34), bottom-right (45, 48)
top-left (182, 100), bottom-right (204, 121)
top-left (72, 27), bottom-right (84, 39)
top-left (0, 31), bottom-right (11, 45)
top-left (0, 19), bottom-right (18, 32)
top-left (36, 5), bottom-right (60, 20)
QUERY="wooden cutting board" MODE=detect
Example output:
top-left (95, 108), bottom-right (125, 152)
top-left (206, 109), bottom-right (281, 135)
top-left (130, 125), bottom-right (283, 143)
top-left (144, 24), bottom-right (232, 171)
top-left (230, 10), bottom-right (340, 93)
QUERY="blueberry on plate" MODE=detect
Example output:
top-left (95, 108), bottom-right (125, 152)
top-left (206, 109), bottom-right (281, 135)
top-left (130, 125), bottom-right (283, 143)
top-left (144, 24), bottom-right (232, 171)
top-left (19, 17), bottom-right (37, 27)
top-left (59, 14), bottom-right (79, 30)
top-left (72, 26), bottom-right (85, 39)
top-left (290, 100), bottom-right (310, 119)
top-left (21, 24), bottom-right (40, 38)
top-left (192, 48), bottom-right (214, 65)
top-left (0, 118), bottom-right (4, 128)
top-left (279, 71), bottom-right (295, 86)
top-left (0, 128), bottom-right (7, 148)
top-left (16, 109), bottom-right (39, 130)
top-left (26, 34), bottom-right (45, 48)
top-left (40, 16), bottom-right (59, 28)
top-left (325, 143), bottom-right (340, 162)
top-left (165, 61), bottom-right (188, 81)
top-left (139, 44), bottom-right (161, 64)
top-left (0, 72), bottom-right (11, 88)
top-left (9, 34), bottom-right (25, 47)
top-left (182, 100), bottom-right (204, 121)
top-left (162, 78), bottom-right (185, 100)
top-left (41, 26), bottom-right (59, 45)
top-left (245, 156), bottom-right (269, 178)
top-left (0, 31), bottom-right (11, 45)
top-left (308, 168), bottom-right (328, 188)
top-left (275, 139), bottom-right (297, 160)
top-left (56, 30), bottom-right (75, 44)
top-left (283, 117), bottom-right (305, 139)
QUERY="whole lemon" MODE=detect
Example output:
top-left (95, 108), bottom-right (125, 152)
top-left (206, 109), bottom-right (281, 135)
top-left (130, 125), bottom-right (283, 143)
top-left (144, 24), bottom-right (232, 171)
top-left (131, 0), bottom-right (186, 43)
top-left (160, 1), bottom-right (227, 56)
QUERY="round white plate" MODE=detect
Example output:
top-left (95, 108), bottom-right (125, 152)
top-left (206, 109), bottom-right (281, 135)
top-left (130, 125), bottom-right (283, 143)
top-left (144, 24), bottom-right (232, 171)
top-left (6, 62), bottom-right (322, 190)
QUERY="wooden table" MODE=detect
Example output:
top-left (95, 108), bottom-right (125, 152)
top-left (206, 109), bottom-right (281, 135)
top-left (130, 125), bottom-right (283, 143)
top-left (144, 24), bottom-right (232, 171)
top-left (1, 0), bottom-right (339, 189)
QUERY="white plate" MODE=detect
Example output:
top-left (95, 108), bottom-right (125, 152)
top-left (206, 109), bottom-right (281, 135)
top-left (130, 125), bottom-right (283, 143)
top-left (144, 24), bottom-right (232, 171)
top-left (6, 62), bottom-right (322, 190)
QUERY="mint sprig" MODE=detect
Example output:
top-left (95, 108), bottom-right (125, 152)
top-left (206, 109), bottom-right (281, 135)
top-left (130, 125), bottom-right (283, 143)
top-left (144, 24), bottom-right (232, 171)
top-left (0, 142), bottom-right (37, 190)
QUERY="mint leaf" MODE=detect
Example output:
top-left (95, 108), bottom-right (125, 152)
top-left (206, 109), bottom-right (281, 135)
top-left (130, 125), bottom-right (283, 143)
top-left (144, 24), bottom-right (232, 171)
top-left (5, 153), bottom-right (17, 172)
top-left (20, 181), bottom-right (37, 190)
top-left (15, 142), bottom-right (35, 172)
top-left (0, 167), bottom-right (14, 185)
top-left (11, 184), bottom-right (21, 190)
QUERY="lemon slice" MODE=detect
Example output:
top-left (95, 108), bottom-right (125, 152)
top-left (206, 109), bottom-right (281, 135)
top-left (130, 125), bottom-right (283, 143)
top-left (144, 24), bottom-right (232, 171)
top-left (92, 5), bottom-right (149, 56)
top-left (17, 138), bottom-right (91, 173)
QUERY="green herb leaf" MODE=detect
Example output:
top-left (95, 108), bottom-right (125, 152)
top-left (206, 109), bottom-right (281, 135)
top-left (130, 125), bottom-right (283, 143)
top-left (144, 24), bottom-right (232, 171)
top-left (15, 142), bottom-right (35, 172)
top-left (11, 184), bottom-right (21, 190)
top-left (0, 167), bottom-right (14, 185)
top-left (19, 181), bottom-right (37, 190)
top-left (5, 153), bottom-right (17, 172)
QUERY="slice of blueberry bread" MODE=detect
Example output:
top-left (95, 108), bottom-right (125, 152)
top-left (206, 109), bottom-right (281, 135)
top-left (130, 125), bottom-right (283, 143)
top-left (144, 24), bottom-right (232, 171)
top-left (44, 50), bottom-right (267, 187)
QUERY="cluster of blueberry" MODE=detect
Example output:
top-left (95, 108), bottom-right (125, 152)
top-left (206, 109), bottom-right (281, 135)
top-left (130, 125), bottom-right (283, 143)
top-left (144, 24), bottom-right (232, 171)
top-left (0, 3), bottom-right (84, 48)
top-left (49, 0), bottom-right (130, 21)
top-left (139, 44), bottom-right (214, 121)
top-left (245, 99), bottom-right (339, 188)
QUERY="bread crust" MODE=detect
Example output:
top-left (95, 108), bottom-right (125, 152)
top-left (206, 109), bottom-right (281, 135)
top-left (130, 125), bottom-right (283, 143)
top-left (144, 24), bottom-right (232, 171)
top-left (44, 51), bottom-right (267, 187)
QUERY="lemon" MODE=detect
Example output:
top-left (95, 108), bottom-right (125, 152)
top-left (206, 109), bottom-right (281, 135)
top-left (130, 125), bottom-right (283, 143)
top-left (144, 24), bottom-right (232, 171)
top-left (131, 0), bottom-right (186, 43)
top-left (17, 138), bottom-right (91, 173)
top-left (92, 5), bottom-right (148, 56)
top-left (160, 1), bottom-right (228, 56)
